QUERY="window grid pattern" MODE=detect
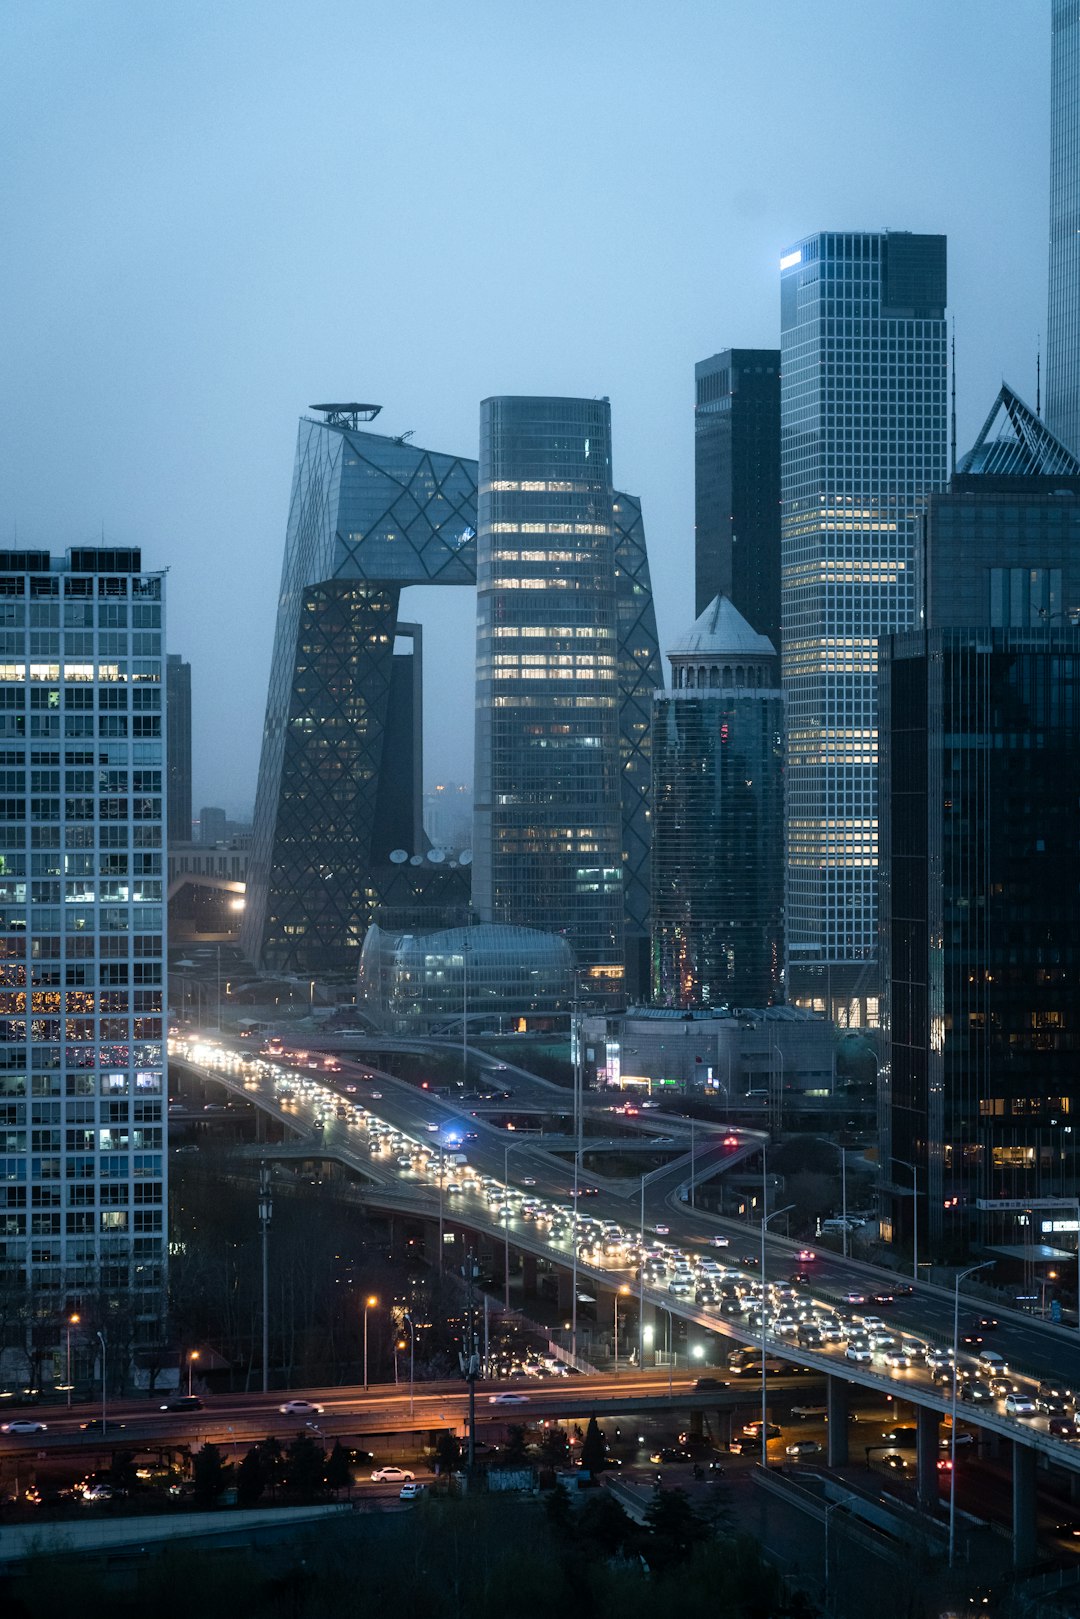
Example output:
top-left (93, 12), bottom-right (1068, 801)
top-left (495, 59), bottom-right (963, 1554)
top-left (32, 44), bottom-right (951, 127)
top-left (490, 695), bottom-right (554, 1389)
top-left (1047, 0), bottom-right (1080, 456)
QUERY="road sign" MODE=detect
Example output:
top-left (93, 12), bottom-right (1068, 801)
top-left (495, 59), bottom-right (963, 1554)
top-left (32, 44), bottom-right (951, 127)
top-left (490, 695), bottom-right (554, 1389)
top-left (975, 1198), bottom-right (1077, 1211)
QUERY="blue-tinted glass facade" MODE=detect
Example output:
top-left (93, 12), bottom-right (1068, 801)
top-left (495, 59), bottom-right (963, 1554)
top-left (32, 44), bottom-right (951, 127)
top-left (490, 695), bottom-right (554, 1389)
top-left (1047, 1), bottom-right (1080, 457)
top-left (780, 231), bottom-right (948, 1022)
top-left (474, 397), bottom-right (625, 992)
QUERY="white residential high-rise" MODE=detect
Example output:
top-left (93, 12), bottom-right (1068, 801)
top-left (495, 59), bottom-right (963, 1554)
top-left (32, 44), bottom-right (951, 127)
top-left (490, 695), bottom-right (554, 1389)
top-left (779, 231), bottom-right (948, 1024)
top-left (0, 546), bottom-right (167, 1333)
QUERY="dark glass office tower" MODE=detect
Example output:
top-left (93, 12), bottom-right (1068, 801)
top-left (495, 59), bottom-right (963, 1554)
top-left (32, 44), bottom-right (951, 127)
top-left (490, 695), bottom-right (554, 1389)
top-left (651, 596), bottom-right (784, 1010)
top-left (780, 231), bottom-right (948, 1024)
top-left (880, 390), bottom-right (1080, 1251)
top-left (881, 628), bottom-right (1080, 1250)
top-left (1047, 0), bottom-right (1080, 456)
top-left (242, 406), bottom-right (478, 974)
top-left (694, 349), bottom-right (781, 644)
top-left (474, 397), bottom-right (625, 992)
top-left (166, 653), bottom-right (191, 843)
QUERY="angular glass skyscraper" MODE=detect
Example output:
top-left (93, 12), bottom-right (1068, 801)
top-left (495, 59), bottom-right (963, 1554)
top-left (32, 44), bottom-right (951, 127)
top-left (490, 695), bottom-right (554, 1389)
top-left (651, 596), bottom-right (784, 1010)
top-left (1047, 0), bottom-right (1080, 456)
top-left (0, 546), bottom-right (167, 1320)
top-left (694, 349), bottom-right (781, 645)
top-left (243, 406), bottom-right (478, 974)
top-left (246, 403), bottom-right (661, 986)
top-left (166, 653), bottom-right (191, 843)
top-left (473, 397), bottom-right (626, 992)
top-left (780, 231), bottom-right (948, 1023)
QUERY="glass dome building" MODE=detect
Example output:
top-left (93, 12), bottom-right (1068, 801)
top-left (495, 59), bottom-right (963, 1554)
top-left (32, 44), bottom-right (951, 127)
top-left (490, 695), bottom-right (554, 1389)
top-left (357, 922), bottom-right (576, 1032)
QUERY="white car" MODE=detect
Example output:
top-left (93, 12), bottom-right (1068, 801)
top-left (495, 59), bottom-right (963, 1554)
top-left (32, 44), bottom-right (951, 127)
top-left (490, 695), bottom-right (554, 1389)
top-left (488, 1392), bottom-right (529, 1405)
top-left (1, 1419), bottom-right (47, 1434)
top-left (882, 1349), bottom-right (912, 1370)
top-left (399, 1481), bottom-right (422, 1500)
top-left (371, 1465), bottom-right (415, 1482)
top-left (279, 1399), bottom-right (324, 1415)
top-left (845, 1344), bottom-right (872, 1363)
top-left (1005, 1393), bottom-right (1038, 1417)
top-left (709, 1235), bottom-right (730, 1248)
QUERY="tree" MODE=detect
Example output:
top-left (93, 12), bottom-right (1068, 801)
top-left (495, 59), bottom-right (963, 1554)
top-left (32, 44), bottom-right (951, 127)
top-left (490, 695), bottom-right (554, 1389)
top-left (503, 1424), bottom-right (530, 1465)
top-left (258, 1436), bottom-right (284, 1497)
top-left (236, 1445), bottom-right (267, 1508)
top-left (580, 1415), bottom-right (607, 1475)
top-left (577, 1491), bottom-right (636, 1557)
top-left (324, 1440), bottom-right (351, 1495)
top-left (540, 1426), bottom-right (569, 1468)
top-left (192, 1441), bottom-right (229, 1506)
top-left (544, 1481), bottom-right (574, 1533)
top-left (285, 1432), bottom-right (326, 1500)
top-left (643, 1486), bottom-right (708, 1571)
top-left (435, 1431), bottom-right (460, 1473)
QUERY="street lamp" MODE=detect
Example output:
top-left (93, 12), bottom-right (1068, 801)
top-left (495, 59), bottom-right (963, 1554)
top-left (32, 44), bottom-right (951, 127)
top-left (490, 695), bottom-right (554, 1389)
top-left (893, 1156), bottom-right (919, 1281)
top-left (95, 1329), bottom-right (107, 1436)
top-left (949, 1260), bottom-right (994, 1567)
top-left (363, 1295), bottom-right (378, 1391)
top-left (403, 1312), bottom-right (416, 1419)
top-left (761, 1200), bottom-right (796, 1469)
top-left (187, 1349), bottom-right (200, 1397)
top-left (258, 1162), bottom-right (273, 1394)
top-left (66, 1313), bottom-right (80, 1407)
top-left (613, 1285), bottom-right (630, 1373)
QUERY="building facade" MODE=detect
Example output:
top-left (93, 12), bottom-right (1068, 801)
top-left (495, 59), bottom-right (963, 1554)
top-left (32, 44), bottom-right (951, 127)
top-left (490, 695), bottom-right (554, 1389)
top-left (694, 348), bottom-right (781, 644)
top-left (650, 596), bottom-right (784, 1011)
top-left (358, 921), bottom-right (575, 1032)
top-left (1047, 0), bottom-right (1080, 457)
top-left (880, 628), bottom-right (1080, 1250)
top-left (165, 653), bottom-right (191, 843)
top-left (780, 230), bottom-right (948, 1022)
top-left (0, 546), bottom-right (167, 1322)
top-left (474, 396), bottom-right (626, 993)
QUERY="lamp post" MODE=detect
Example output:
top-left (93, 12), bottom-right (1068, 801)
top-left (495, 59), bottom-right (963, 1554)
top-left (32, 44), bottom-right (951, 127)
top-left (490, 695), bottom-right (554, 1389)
top-left (404, 1312), bottom-right (416, 1419)
top-left (949, 1260), bottom-right (994, 1567)
top-left (258, 1161), bottom-right (272, 1394)
top-left (187, 1349), bottom-right (200, 1397)
top-left (95, 1329), bottom-right (107, 1436)
top-left (894, 1156), bottom-right (919, 1281)
top-left (363, 1295), bottom-right (378, 1391)
top-left (760, 1200), bottom-right (796, 1469)
top-left (638, 1172), bottom-right (646, 1368)
top-left (613, 1285), bottom-right (630, 1373)
top-left (66, 1312), bottom-right (80, 1407)
top-left (502, 1140), bottom-right (524, 1312)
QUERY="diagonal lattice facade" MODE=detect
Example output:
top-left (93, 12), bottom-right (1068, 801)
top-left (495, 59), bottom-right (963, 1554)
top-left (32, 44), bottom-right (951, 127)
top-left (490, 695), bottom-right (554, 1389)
top-left (244, 409), bottom-right (662, 983)
top-left (612, 492), bottom-right (663, 999)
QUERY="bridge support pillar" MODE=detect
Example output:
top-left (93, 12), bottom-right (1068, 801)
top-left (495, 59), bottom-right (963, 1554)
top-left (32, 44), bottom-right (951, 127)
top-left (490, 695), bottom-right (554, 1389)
top-left (826, 1375), bottom-right (849, 1467)
top-left (1012, 1440), bottom-right (1037, 1570)
top-left (522, 1255), bottom-right (538, 1298)
top-left (688, 1407), bottom-right (704, 1436)
top-left (915, 1405), bottom-right (938, 1506)
top-left (556, 1270), bottom-right (574, 1314)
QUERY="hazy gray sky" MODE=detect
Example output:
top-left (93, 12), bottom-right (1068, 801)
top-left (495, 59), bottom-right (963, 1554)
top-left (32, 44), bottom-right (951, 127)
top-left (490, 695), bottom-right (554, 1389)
top-left (0, 1), bottom-right (1049, 818)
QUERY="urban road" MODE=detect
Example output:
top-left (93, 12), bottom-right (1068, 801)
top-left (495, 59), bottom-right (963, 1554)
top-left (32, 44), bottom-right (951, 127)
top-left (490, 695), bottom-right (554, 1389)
top-left (170, 1035), bottom-right (1080, 1479)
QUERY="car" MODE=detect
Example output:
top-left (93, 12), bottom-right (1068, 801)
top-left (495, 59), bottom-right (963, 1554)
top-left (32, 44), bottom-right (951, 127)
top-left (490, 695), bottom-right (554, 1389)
top-left (370, 1090), bottom-right (382, 1099)
top-left (882, 1349), bottom-right (912, 1369)
top-left (882, 1453), bottom-right (910, 1471)
top-left (1049, 1416), bottom-right (1080, 1439)
top-left (785, 1439), bottom-right (822, 1458)
top-left (1037, 1394), bottom-right (1071, 1417)
top-left (940, 1432), bottom-right (975, 1450)
top-left (280, 1399), bottom-right (324, 1415)
top-left (1039, 1379), bottom-right (1075, 1403)
top-left (842, 1291), bottom-right (868, 1306)
top-left (960, 1333), bottom-right (984, 1350)
top-left (1054, 1519), bottom-right (1080, 1541)
top-left (488, 1392), bottom-right (529, 1405)
top-left (80, 1482), bottom-right (118, 1502)
top-left (871, 1293), bottom-right (896, 1307)
top-left (797, 1249), bottom-right (817, 1262)
top-left (371, 1466), bottom-right (415, 1483)
top-left (709, 1235), bottom-right (730, 1247)
top-left (694, 1376), bottom-right (726, 1390)
top-left (974, 1315), bottom-right (998, 1331)
top-left (654, 1224), bottom-right (670, 1236)
top-left (959, 1382), bottom-right (994, 1405)
top-left (80, 1418), bottom-right (126, 1431)
top-left (521, 1176), bottom-right (537, 1187)
top-left (741, 1421), bottom-right (782, 1440)
top-left (789, 1271), bottom-right (813, 1285)
top-left (1, 1419), bottom-right (47, 1434)
top-left (399, 1481), bottom-right (422, 1499)
top-left (845, 1344), bottom-right (872, 1363)
top-left (159, 1395), bottom-right (204, 1412)
top-left (936, 1457), bottom-right (954, 1472)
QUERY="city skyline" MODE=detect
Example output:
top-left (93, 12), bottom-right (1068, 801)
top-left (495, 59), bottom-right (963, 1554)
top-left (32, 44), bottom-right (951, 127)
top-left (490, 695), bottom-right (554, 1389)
top-left (0, 3), bottom-right (1051, 812)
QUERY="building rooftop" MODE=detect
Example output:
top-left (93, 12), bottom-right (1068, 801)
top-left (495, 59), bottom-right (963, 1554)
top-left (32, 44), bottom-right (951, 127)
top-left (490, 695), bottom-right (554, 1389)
top-left (667, 594), bottom-right (776, 663)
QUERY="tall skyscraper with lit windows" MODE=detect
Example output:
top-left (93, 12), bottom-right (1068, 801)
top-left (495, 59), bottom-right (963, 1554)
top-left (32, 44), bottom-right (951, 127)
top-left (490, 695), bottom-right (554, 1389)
top-left (1047, 0), bottom-right (1080, 456)
top-left (780, 230), bottom-right (948, 1022)
top-left (473, 396), bottom-right (626, 992)
top-left (0, 546), bottom-right (167, 1324)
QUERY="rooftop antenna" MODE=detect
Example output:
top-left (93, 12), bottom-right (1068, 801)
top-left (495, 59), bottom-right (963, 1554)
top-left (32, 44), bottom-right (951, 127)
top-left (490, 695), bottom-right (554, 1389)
top-left (1036, 332), bottom-right (1042, 418)
top-left (950, 318), bottom-right (957, 477)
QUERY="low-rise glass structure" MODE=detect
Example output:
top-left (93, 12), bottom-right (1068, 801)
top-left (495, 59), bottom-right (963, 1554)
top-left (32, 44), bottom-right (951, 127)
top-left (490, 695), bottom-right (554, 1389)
top-left (358, 922), bottom-right (576, 1032)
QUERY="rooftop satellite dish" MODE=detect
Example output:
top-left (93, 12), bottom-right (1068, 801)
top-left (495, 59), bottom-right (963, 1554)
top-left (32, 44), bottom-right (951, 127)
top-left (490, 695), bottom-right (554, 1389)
top-left (460, 850), bottom-right (473, 866)
top-left (428, 847), bottom-right (446, 864)
top-left (389, 849), bottom-right (409, 864)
